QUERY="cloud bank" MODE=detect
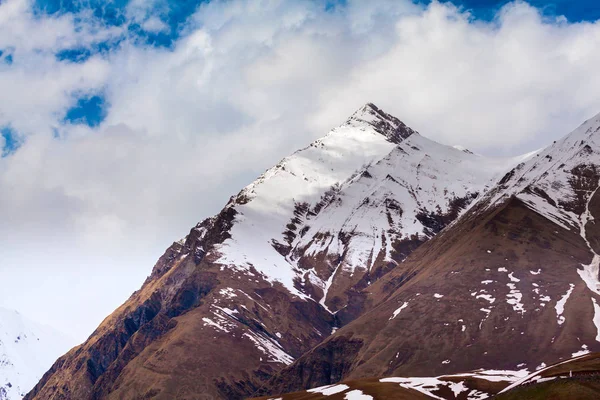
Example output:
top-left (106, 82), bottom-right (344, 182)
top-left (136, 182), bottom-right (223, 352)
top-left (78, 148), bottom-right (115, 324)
top-left (1, 0), bottom-right (600, 339)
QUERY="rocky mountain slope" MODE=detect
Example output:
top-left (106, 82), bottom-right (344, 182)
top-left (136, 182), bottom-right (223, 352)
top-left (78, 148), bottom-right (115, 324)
top-left (25, 104), bottom-right (526, 400)
top-left (262, 111), bottom-right (600, 396)
top-left (0, 308), bottom-right (74, 400)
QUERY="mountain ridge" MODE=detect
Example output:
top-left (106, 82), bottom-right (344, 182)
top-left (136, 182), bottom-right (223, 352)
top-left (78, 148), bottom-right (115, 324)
top-left (25, 103), bottom-right (570, 400)
top-left (259, 109), bottom-right (600, 397)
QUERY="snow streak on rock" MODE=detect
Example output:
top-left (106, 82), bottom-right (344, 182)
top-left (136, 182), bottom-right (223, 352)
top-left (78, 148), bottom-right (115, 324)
top-left (577, 187), bottom-right (600, 296)
top-left (306, 384), bottom-right (350, 395)
top-left (592, 298), bottom-right (600, 342)
top-left (555, 284), bottom-right (575, 325)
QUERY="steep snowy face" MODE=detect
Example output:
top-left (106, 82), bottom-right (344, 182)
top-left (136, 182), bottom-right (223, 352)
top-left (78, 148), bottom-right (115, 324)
top-left (484, 111), bottom-right (600, 230)
top-left (0, 309), bottom-right (75, 400)
top-left (287, 134), bottom-right (519, 268)
top-left (211, 104), bottom-right (527, 310)
top-left (215, 103), bottom-right (409, 296)
top-left (282, 134), bottom-right (533, 312)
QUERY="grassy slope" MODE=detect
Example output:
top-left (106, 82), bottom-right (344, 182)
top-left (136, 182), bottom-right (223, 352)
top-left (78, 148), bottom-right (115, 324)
top-left (494, 377), bottom-right (600, 400)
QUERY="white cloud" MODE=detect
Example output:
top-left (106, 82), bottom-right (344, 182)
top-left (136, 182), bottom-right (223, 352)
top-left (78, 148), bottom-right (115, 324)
top-left (311, 1), bottom-right (600, 153)
top-left (0, 0), bottom-right (119, 136)
top-left (1, 0), bottom-right (600, 339)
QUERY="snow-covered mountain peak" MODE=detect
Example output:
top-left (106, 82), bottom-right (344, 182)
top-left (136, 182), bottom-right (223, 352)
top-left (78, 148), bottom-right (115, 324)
top-left (0, 308), bottom-right (75, 400)
top-left (215, 108), bottom-right (405, 297)
top-left (343, 103), bottom-right (417, 144)
top-left (189, 107), bottom-right (528, 308)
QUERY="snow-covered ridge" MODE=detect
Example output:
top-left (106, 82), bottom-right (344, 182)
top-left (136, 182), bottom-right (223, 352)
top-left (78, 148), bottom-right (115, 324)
top-left (482, 111), bottom-right (600, 230)
top-left (207, 103), bottom-right (532, 305)
top-left (216, 104), bottom-right (402, 297)
top-left (284, 133), bottom-right (526, 304)
top-left (454, 111), bottom-right (600, 342)
top-left (0, 308), bottom-right (76, 400)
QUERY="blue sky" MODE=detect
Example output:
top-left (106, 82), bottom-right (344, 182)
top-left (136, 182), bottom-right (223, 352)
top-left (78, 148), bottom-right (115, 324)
top-left (445, 0), bottom-right (600, 21)
top-left (1, 127), bottom-right (20, 156)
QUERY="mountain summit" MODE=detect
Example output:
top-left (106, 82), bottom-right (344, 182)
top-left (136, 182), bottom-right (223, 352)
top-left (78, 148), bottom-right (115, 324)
top-left (26, 104), bottom-right (580, 400)
top-left (344, 103), bottom-right (417, 144)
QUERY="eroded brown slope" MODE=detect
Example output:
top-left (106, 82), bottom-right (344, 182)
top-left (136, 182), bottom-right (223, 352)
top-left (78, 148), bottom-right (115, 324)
top-left (26, 207), bottom-right (337, 400)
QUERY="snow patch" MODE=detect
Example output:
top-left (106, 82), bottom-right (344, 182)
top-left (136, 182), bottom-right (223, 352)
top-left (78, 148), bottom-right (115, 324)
top-left (344, 390), bottom-right (373, 400)
top-left (530, 269), bottom-right (541, 275)
top-left (307, 384), bottom-right (350, 395)
top-left (592, 298), bottom-right (600, 342)
top-left (243, 331), bottom-right (294, 365)
top-left (536, 363), bottom-right (547, 370)
top-left (380, 377), bottom-right (446, 400)
top-left (577, 187), bottom-right (600, 296)
top-left (506, 283), bottom-right (526, 314)
top-left (390, 302), bottom-right (409, 320)
top-left (202, 317), bottom-right (230, 333)
top-left (476, 294), bottom-right (495, 304)
top-left (382, 369), bottom-right (530, 400)
top-left (219, 287), bottom-right (237, 299)
top-left (449, 381), bottom-right (467, 397)
top-left (555, 284), bottom-right (575, 325)
top-left (572, 344), bottom-right (590, 357)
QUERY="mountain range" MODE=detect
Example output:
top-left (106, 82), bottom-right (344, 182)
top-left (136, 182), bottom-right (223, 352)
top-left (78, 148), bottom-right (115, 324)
top-left (18, 103), bottom-right (600, 399)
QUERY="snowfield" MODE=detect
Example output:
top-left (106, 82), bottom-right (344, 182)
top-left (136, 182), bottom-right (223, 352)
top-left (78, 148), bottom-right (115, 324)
top-left (0, 308), bottom-right (76, 400)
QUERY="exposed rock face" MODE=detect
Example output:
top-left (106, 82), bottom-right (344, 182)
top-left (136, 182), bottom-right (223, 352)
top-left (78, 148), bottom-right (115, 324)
top-left (27, 103), bottom-right (565, 400)
top-left (343, 103), bottom-right (417, 145)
